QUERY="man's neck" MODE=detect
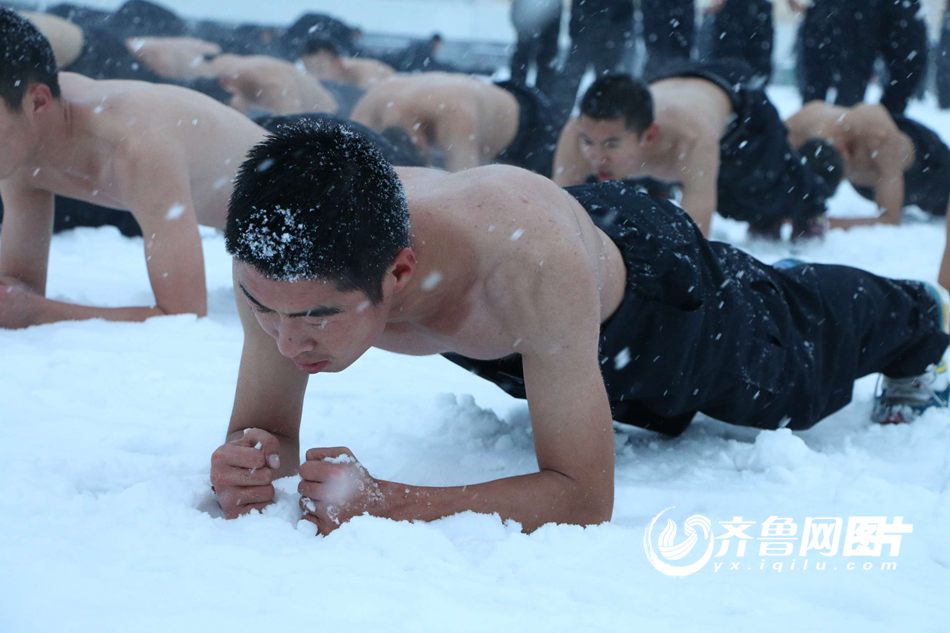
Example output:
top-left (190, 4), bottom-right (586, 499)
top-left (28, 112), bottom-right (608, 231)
top-left (387, 209), bottom-right (478, 328)
top-left (29, 98), bottom-right (79, 172)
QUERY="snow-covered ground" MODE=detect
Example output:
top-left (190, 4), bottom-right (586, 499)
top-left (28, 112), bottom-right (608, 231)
top-left (3, 3), bottom-right (950, 632)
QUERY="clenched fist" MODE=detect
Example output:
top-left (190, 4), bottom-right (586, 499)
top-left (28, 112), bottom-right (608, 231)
top-left (210, 427), bottom-right (282, 518)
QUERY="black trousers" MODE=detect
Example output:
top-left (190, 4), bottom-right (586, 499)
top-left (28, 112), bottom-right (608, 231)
top-left (0, 197), bottom-right (142, 238)
top-left (798, 0), bottom-right (927, 115)
top-left (510, 0), bottom-right (563, 98)
top-left (444, 182), bottom-right (947, 436)
top-left (939, 3), bottom-right (950, 109)
top-left (706, 0), bottom-right (773, 83)
top-left (640, 0), bottom-right (695, 78)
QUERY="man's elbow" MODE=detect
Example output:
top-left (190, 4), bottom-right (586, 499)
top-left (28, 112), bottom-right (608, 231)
top-left (564, 480), bottom-right (614, 526)
top-left (158, 302), bottom-right (208, 318)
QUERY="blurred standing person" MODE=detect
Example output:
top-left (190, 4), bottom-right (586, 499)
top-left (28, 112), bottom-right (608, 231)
top-left (937, 0), bottom-right (950, 109)
top-left (557, 0), bottom-right (635, 119)
top-left (794, 0), bottom-right (927, 115)
top-left (640, 0), bottom-right (695, 77)
top-left (703, 0), bottom-right (772, 84)
top-left (509, 0), bottom-right (563, 98)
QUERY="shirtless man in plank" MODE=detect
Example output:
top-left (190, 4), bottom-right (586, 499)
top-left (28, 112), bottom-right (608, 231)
top-left (0, 9), bottom-right (266, 327)
top-left (785, 101), bottom-right (950, 228)
top-left (198, 53), bottom-right (340, 117)
top-left (350, 72), bottom-right (559, 176)
top-left (299, 37), bottom-right (395, 90)
top-left (209, 119), bottom-right (947, 534)
top-left (553, 64), bottom-right (831, 238)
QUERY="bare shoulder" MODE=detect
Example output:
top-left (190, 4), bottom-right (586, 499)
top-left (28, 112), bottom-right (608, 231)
top-left (852, 104), bottom-right (899, 132)
top-left (409, 165), bottom-right (574, 221)
top-left (407, 164), bottom-right (603, 315)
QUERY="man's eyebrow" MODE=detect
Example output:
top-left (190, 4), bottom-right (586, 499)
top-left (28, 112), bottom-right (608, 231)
top-left (238, 283), bottom-right (343, 318)
top-left (287, 305), bottom-right (343, 318)
top-left (239, 284), bottom-right (272, 311)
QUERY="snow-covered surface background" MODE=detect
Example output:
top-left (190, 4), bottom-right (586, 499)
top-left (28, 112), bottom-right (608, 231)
top-left (3, 2), bottom-right (950, 632)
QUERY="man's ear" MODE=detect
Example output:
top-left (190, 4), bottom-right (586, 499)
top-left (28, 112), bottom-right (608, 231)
top-left (640, 122), bottom-right (660, 145)
top-left (24, 83), bottom-right (55, 118)
top-left (388, 247), bottom-right (417, 292)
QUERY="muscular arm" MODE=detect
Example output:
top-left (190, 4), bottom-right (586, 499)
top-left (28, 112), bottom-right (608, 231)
top-left (0, 177), bottom-right (54, 294)
top-left (552, 119), bottom-right (593, 187)
top-left (830, 135), bottom-right (906, 228)
top-left (227, 263), bottom-right (308, 476)
top-left (331, 230), bottom-right (615, 531)
top-left (210, 267), bottom-right (309, 517)
top-left (5, 138), bottom-right (209, 325)
top-left (389, 260), bottom-right (611, 529)
top-left (436, 104), bottom-right (482, 172)
top-left (676, 138), bottom-right (720, 236)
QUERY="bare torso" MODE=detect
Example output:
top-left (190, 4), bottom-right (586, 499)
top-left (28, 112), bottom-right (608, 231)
top-left (24, 73), bottom-right (266, 228)
top-left (643, 78), bottom-right (734, 182)
top-left (340, 58), bottom-right (395, 89)
top-left (373, 166), bottom-right (627, 358)
top-left (203, 54), bottom-right (339, 117)
top-left (786, 101), bottom-right (915, 188)
top-left (351, 73), bottom-right (520, 167)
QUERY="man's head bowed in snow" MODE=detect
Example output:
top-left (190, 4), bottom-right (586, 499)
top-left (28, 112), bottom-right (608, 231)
top-left (225, 120), bottom-right (411, 303)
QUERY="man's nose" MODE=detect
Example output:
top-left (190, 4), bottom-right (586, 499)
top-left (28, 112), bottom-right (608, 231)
top-left (275, 320), bottom-right (315, 358)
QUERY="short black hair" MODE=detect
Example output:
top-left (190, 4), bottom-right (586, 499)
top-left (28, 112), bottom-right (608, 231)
top-left (0, 8), bottom-right (61, 111)
top-left (800, 138), bottom-right (844, 197)
top-left (579, 74), bottom-right (653, 134)
top-left (226, 120), bottom-right (411, 304)
top-left (303, 36), bottom-right (340, 58)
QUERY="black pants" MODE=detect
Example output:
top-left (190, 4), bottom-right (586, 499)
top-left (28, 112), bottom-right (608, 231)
top-left (705, 0), bottom-right (772, 83)
top-left (640, 0), bottom-right (695, 78)
top-left (853, 115), bottom-right (950, 217)
top-left (557, 1), bottom-right (635, 118)
top-left (493, 81), bottom-right (561, 177)
top-left (0, 197), bottom-right (142, 238)
top-left (938, 4), bottom-right (950, 109)
top-left (798, 0), bottom-right (927, 115)
top-left (444, 182), bottom-right (947, 436)
top-left (510, 0), bottom-right (562, 98)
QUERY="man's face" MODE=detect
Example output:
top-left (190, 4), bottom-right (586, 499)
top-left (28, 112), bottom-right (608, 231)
top-left (576, 115), bottom-right (644, 182)
top-left (236, 262), bottom-right (391, 374)
top-left (0, 101), bottom-right (35, 180)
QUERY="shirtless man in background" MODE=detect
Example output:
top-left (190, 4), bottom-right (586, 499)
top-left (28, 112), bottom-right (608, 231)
top-left (0, 9), bottom-right (266, 327)
top-left (350, 72), bottom-right (559, 176)
top-left (198, 53), bottom-right (340, 117)
top-left (553, 64), bottom-right (831, 238)
top-left (786, 101), bottom-right (950, 227)
top-left (299, 37), bottom-right (395, 90)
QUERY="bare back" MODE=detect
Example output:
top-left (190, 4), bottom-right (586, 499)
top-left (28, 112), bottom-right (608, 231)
top-left (644, 77), bottom-right (734, 181)
top-left (23, 73), bottom-right (266, 228)
top-left (351, 73), bottom-right (519, 170)
top-left (374, 166), bottom-right (627, 359)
